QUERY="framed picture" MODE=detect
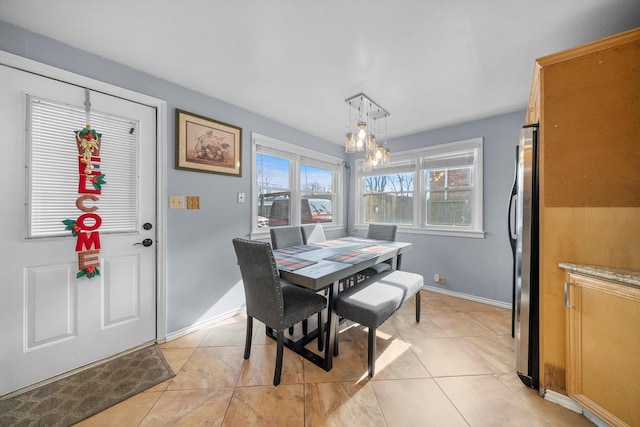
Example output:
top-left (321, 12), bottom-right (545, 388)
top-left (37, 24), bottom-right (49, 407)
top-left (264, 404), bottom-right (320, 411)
top-left (176, 109), bottom-right (242, 176)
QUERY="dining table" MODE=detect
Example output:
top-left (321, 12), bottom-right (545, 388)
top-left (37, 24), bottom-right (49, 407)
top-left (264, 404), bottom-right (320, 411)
top-left (271, 236), bottom-right (412, 371)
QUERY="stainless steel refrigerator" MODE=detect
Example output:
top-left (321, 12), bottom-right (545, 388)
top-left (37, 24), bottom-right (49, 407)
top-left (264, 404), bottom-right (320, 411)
top-left (508, 124), bottom-right (539, 389)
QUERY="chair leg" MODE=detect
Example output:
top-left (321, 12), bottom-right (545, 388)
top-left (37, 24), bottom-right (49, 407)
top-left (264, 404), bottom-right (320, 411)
top-left (333, 323), bottom-right (339, 357)
top-left (416, 291), bottom-right (421, 322)
top-left (244, 316), bottom-right (253, 359)
top-left (302, 319), bottom-right (308, 335)
top-left (368, 327), bottom-right (377, 377)
top-left (274, 329), bottom-right (284, 386)
top-left (289, 326), bottom-right (294, 335)
top-left (317, 311), bottom-right (324, 351)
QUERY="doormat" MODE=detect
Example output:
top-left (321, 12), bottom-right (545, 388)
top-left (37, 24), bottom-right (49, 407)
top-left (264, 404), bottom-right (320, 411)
top-left (0, 345), bottom-right (174, 426)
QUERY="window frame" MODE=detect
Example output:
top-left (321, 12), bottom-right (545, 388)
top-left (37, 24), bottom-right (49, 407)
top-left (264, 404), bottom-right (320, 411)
top-left (251, 133), bottom-right (343, 239)
top-left (354, 137), bottom-right (484, 238)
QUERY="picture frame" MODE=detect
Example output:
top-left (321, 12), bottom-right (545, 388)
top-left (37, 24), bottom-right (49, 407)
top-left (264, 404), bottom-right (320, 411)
top-left (175, 109), bottom-right (242, 176)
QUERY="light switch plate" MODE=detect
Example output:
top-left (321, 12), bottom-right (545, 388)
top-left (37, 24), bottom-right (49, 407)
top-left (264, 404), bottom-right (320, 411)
top-left (169, 196), bottom-right (184, 209)
top-left (186, 196), bottom-right (200, 210)
top-left (238, 192), bottom-right (245, 203)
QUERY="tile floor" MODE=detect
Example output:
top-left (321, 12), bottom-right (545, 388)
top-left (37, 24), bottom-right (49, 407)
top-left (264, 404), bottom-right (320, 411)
top-left (77, 291), bottom-right (593, 426)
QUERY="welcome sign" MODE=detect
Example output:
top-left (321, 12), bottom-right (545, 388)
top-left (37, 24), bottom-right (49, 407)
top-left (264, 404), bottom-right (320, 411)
top-left (62, 125), bottom-right (105, 279)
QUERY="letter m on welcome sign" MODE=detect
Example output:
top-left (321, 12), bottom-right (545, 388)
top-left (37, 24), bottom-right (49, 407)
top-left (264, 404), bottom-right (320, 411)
top-left (75, 231), bottom-right (101, 252)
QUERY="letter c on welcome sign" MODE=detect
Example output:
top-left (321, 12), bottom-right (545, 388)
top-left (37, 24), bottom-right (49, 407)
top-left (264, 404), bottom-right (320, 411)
top-left (76, 195), bottom-right (100, 212)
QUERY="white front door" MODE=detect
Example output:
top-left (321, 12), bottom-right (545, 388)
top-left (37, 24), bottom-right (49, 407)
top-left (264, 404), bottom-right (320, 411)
top-left (0, 65), bottom-right (157, 396)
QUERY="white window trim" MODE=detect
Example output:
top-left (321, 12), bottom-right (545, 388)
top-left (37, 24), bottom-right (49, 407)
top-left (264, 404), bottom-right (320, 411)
top-left (250, 132), bottom-right (343, 239)
top-left (354, 137), bottom-right (485, 239)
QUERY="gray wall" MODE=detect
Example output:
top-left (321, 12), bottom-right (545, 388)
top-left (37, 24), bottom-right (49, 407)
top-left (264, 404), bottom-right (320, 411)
top-left (1, 20), bottom-right (522, 337)
top-left (348, 111), bottom-right (524, 304)
top-left (0, 20), bottom-right (345, 334)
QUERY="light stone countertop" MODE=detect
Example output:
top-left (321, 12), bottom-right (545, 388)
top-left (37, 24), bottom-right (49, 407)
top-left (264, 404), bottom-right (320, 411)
top-left (558, 262), bottom-right (640, 288)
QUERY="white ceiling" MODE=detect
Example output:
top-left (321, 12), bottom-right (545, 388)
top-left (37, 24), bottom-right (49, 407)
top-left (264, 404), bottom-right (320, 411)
top-left (1, 0), bottom-right (638, 143)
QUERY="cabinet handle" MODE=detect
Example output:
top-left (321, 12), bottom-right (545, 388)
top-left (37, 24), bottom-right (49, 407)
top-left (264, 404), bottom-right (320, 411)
top-left (564, 282), bottom-right (573, 308)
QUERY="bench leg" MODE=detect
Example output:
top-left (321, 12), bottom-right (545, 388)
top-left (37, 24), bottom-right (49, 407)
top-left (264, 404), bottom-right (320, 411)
top-left (368, 327), bottom-right (377, 377)
top-left (416, 291), bottom-right (421, 322)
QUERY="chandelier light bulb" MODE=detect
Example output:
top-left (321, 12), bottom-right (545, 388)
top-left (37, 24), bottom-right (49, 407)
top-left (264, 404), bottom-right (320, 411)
top-left (345, 132), bottom-right (355, 153)
top-left (375, 144), bottom-right (384, 160)
top-left (364, 154), bottom-right (373, 171)
top-left (383, 147), bottom-right (391, 165)
top-left (366, 134), bottom-right (375, 152)
top-left (357, 122), bottom-right (367, 140)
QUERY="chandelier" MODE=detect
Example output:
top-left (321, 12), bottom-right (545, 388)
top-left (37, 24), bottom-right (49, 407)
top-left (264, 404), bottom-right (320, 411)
top-left (344, 93), bottom-right (390, 171)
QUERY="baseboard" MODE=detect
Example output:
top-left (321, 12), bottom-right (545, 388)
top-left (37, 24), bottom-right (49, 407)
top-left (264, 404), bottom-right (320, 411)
top-left (543, 389), bottom-right (583, 414)
top-left (582, 407), bottom-right (612, 427)
top-left (543, 390), bottom-right (611, 427)
top-left (421, 285), bottom-right (511, 309)
top-left (165, 306), bottom-right (246, 342)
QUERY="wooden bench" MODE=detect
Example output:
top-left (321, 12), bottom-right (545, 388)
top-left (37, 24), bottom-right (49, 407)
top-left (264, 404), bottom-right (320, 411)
top-left (334, 270), bottom-right (423, 377)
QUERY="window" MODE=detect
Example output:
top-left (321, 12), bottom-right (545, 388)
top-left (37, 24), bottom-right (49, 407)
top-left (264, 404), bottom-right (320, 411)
top-left (252, 133), bottom-right (342, 236)
top-left (423, 151), bottom-right (475, 227)
top-left (355, 137), bottom-right (484, 238)
top-left (361, 157), bottom-right (416, 225)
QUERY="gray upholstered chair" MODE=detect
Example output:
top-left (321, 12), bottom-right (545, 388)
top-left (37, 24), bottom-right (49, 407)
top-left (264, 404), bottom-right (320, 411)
top-left (270, 226), bottom-right (304, 249)
top-left (269, 226), bottom-right (324, 349)
top-left (232, 238), bottom-right (327, 386)
top-left (367, 223), bottom-right (397, 241)
top-left (270, 226), bottom-right (306, 335)
top-left (301, 223), bottom-right (326, 244)
top-left (360, 224), bottom-right (398, 277)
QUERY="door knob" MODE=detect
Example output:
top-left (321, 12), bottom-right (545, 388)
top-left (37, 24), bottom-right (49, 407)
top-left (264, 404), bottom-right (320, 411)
top-left (143, 223), bottom-right (153, 230)
top-left (134, 238), bottom-right (153, 247)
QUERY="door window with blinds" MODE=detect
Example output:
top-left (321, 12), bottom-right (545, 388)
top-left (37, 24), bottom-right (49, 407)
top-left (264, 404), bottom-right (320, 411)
top-left (355, 137), bottom-right (484, 238)
top-left (27, 95), bottom-right (139, 238)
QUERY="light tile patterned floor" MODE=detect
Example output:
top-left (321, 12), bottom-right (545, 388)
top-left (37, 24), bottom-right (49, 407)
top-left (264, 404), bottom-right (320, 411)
top-left (77, 291), bottom-right (593, 426)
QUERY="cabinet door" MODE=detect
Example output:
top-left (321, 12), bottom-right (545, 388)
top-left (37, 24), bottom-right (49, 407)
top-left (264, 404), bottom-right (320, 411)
top-left (566, 273), bottom-right (640, 427)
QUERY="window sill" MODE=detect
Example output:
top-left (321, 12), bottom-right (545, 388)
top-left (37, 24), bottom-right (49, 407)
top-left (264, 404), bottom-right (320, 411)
top-left (354, 224), bottom-right (485, 239)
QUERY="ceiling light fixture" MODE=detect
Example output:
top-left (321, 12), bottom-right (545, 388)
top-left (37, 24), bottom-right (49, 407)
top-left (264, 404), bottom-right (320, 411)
top-left (344, 93), bottom-right (390, 171)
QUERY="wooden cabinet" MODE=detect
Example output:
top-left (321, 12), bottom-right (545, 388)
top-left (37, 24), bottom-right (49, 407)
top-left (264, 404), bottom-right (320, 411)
top-left (533, 27), bottom-right (640, 395)
top-left (564, 268), bottom-right (640, 427)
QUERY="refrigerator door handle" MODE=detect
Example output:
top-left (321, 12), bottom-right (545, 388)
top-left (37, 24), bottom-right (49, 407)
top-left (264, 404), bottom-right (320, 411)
top-left (508, 145), bottom-right (519, 252)
top-left (508, 193), bottom-right (518, 241)
top-left (564, 282), bottom-right (573, 308)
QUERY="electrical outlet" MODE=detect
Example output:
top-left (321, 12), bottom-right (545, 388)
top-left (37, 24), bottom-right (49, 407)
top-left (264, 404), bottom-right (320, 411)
top-left (169, 196), bottom-right (184, 209)
top-left (238, 192), bottom-right (245, 203)
top-left (186, 196), bottom-right (200, 210)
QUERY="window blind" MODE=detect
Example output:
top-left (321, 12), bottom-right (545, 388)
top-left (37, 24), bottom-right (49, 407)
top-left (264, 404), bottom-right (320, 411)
top-left (421, 152), bottom-right (475, 169)
top-left (27, 95), bottom-right (139, 238)
top-left (358, 155), bottom-right (417, 177)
